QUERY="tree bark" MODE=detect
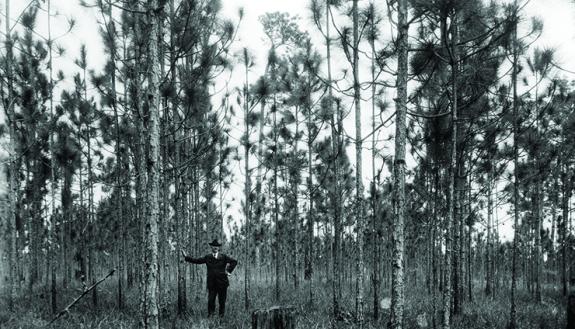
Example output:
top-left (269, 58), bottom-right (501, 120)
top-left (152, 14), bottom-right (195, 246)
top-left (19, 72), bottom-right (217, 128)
top-left (352, 0), bottom-right (365, 324)
top-left (243, 52), bottom-right (252, 309)
top-left (85, 57), bottom-right (97, 307)
top-left (106, 2), bottom-right (125, 309)
top-left (169, 0), bottom-right (186, 314)
top-left (509, 9), bottom-right (520, 327)
top-left (273, 81), bottom-right (281, 303)
top-left (442, 10), bottom-right (458, 329)
top-left (141, 0), bottom-right (162, 327)
top-left (390, 0), bottom-right (408, 327)
top-left (324, 2), bottom-right (342, 317)
top-left (5, 0), bottom-right (18, 311)
top-left (305, 75), bottom-right (315, 307)
top-left (292, 106), bottom-right (300, 290)
top-left (47, 0), bottom-right (58, 314)
top-left (467, 178), bottom-right (473, 302)
top-left (486, 153), bottom-right (494, 296)
top-left (370, 13), bottom-right (380, 320)
top-left (561, 144), bottom-right (570, 296)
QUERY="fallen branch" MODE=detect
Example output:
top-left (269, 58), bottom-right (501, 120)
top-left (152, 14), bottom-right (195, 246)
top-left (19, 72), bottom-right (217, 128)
top-left (47, 269), bottom-right (115, 327)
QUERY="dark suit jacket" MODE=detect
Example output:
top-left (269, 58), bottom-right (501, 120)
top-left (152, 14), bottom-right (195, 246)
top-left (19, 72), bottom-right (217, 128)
top-left (184, 253), bottom-right (238, 290)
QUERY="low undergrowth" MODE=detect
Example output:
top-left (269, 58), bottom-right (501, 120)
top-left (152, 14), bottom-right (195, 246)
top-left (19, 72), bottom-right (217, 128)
top-left (0, 280), bottom-right (568, 328)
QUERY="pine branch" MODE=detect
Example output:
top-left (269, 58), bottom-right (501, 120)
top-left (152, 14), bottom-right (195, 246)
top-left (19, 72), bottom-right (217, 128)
top-left (47, 269), bottom-right (115, 327)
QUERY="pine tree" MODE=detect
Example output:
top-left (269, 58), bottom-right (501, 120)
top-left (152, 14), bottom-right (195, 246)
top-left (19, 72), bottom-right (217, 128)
top-left (141, 0), bottom-right (162, 327)
top-left (509, 6), bottom-right (520, 327)
top-left (242, 46), bottom-right (253, 310)
top-left (3, 0), bottom-right (18, 311)
top-left (390, 0), bottom-right (408, 327)
top-left (350, 0), bottom-right (365, 323)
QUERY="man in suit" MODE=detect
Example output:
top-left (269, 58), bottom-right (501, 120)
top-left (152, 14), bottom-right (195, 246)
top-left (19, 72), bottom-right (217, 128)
top-left (181, 239), bottom-right (238, 317)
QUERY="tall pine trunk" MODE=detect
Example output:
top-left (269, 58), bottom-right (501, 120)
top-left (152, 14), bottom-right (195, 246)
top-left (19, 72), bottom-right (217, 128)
top-left (254, 99), bottom-right (266, 273)
top-left (560, 141), bottom-right (570, 296)
top-left (171, 0), bottom-right (187, 315)
top-left (292, 106), bottom-right (300, 290)
top-left (141, 1), bottom-right (162, 327)
top-left (273, 70), bottom-right (281, 302)
top-left (534, 83), bottom-right (543, 302)
top-left (352, 0), bottom-right (365, 324)
top-left (243, 51), bottom-right (252, 309)
top-left (324, 2), bottom-right (342, 317)
top-left (442, 11), bottom-right (458, 329)
top-left (5, 0), bottom-right (18, 311)
top-left (509, 10), bottom-right (520, 327)
top-left (390, 0), bottom-right (408, 327)
top-left (47, 0), bottom-right (58, 313)
top-left (369, 11), bottom-right (380, 320)
top-left (107, 3), bottom-right (124, 309)
top-left (305, 72), bottom-right (314, 300)
top-left (83, 62), bottom-right (97, 307)
top-left (466, 177), bottom-right (473, 302)
top-left (486, 152), bottom-right (494, 296)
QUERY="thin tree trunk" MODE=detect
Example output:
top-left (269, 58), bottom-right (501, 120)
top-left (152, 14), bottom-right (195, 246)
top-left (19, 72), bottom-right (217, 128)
top-left (370, 14), bottom-right (380, 319)
top-left (325, 3), bottom-right (342, 317)
top-left (432, 168), bottom-right (440, 328)
top-left (77, 127), bottom-right (88, 289)
top-left (169, 0), bottom-right (186, 315)
top-left (78, 44), bottom-right (98, 307)
top-left (561, 144), bottom-right (570, 296)
top-left (509, 10), bottom-right (520, 327)
top-left (243, 53), bottom-right (252, 309)
top-left (131, 0), bottom-right (148, 301)
top-left (305, 86), bottom-right (314, 306)
top-left (551, 172), bottom-right (558, 289)
top-left (106, 3), bottom-right (125, 309)
top-left (292, 106), bottom-right (300, 290)
top-left (390, 0), bottom-right (408, 327)
top-left (141, 0), bottom-right (162, 327)
top-left (5, 0), bottom-right (17, 311)
top-left (442, 10), bottom-right (458, 329)
top-left (467, 178), bottom-right (473, 302)
top-left (534, 88), bottom-right (543, 302)
top-left (352, 0), bottom-right (365, 324)
top-left (453, 165), bottom-right (462, 315)
top-left (84, 72), bottom-right (97, 308)
top-left (47, 0), bottom-right (58, 314)
top-left (486, 153), bottom-right (494, 296)
top-left (273, 76), bottom-right (280, 302)
top-left (454, 154), bottom-right (465, 311)
top-left (157, 11), bottom-right (168, 306)
top-left (335, 99), bottom-right (344, 313)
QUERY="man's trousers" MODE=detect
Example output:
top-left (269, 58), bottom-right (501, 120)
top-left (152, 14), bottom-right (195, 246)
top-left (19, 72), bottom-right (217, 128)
top-left (207, 286), bottom-right (227, 317)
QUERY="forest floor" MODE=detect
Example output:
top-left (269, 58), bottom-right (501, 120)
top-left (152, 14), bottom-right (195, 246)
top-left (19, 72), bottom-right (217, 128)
top-left (0, 279), bottom-right (568, 329)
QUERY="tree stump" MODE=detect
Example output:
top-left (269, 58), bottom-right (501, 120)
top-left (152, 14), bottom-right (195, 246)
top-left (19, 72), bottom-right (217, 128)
top-left (252, 306), bottom-right (295, 329)
top-left (568, 294), bottom-right (575, 329)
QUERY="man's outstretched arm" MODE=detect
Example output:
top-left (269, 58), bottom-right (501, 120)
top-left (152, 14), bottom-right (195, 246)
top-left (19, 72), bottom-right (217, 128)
top-left (181, 250), bottom-right (206, 264)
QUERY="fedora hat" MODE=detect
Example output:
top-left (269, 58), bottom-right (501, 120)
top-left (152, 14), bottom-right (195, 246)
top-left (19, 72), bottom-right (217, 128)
top-left (208, 239), bottom-right (222, 247)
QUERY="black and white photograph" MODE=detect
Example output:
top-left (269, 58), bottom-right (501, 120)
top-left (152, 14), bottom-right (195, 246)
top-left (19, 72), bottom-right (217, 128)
top-left (0, 0), bottom-right (574, 328)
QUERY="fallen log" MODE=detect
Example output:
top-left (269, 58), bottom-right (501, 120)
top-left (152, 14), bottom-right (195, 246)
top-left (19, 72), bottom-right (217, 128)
top-left (47, 269), bottom-right (115, 326)
top-left (252, 306), bottom-right (295, 329)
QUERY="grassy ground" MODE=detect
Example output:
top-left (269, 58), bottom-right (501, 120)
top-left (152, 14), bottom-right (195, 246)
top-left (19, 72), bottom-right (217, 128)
top-left (0, 279), bottom-right (568, 328)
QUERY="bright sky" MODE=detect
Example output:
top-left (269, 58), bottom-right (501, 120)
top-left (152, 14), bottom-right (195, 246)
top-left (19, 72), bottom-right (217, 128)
top-left (3, 0), bottom-right (575, 241)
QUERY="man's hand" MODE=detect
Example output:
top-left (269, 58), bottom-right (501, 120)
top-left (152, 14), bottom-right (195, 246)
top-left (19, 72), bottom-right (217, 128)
top-left (180, 249), bottom-right (187, 258)
top-left (225, 271), bottom-right (231, 276)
